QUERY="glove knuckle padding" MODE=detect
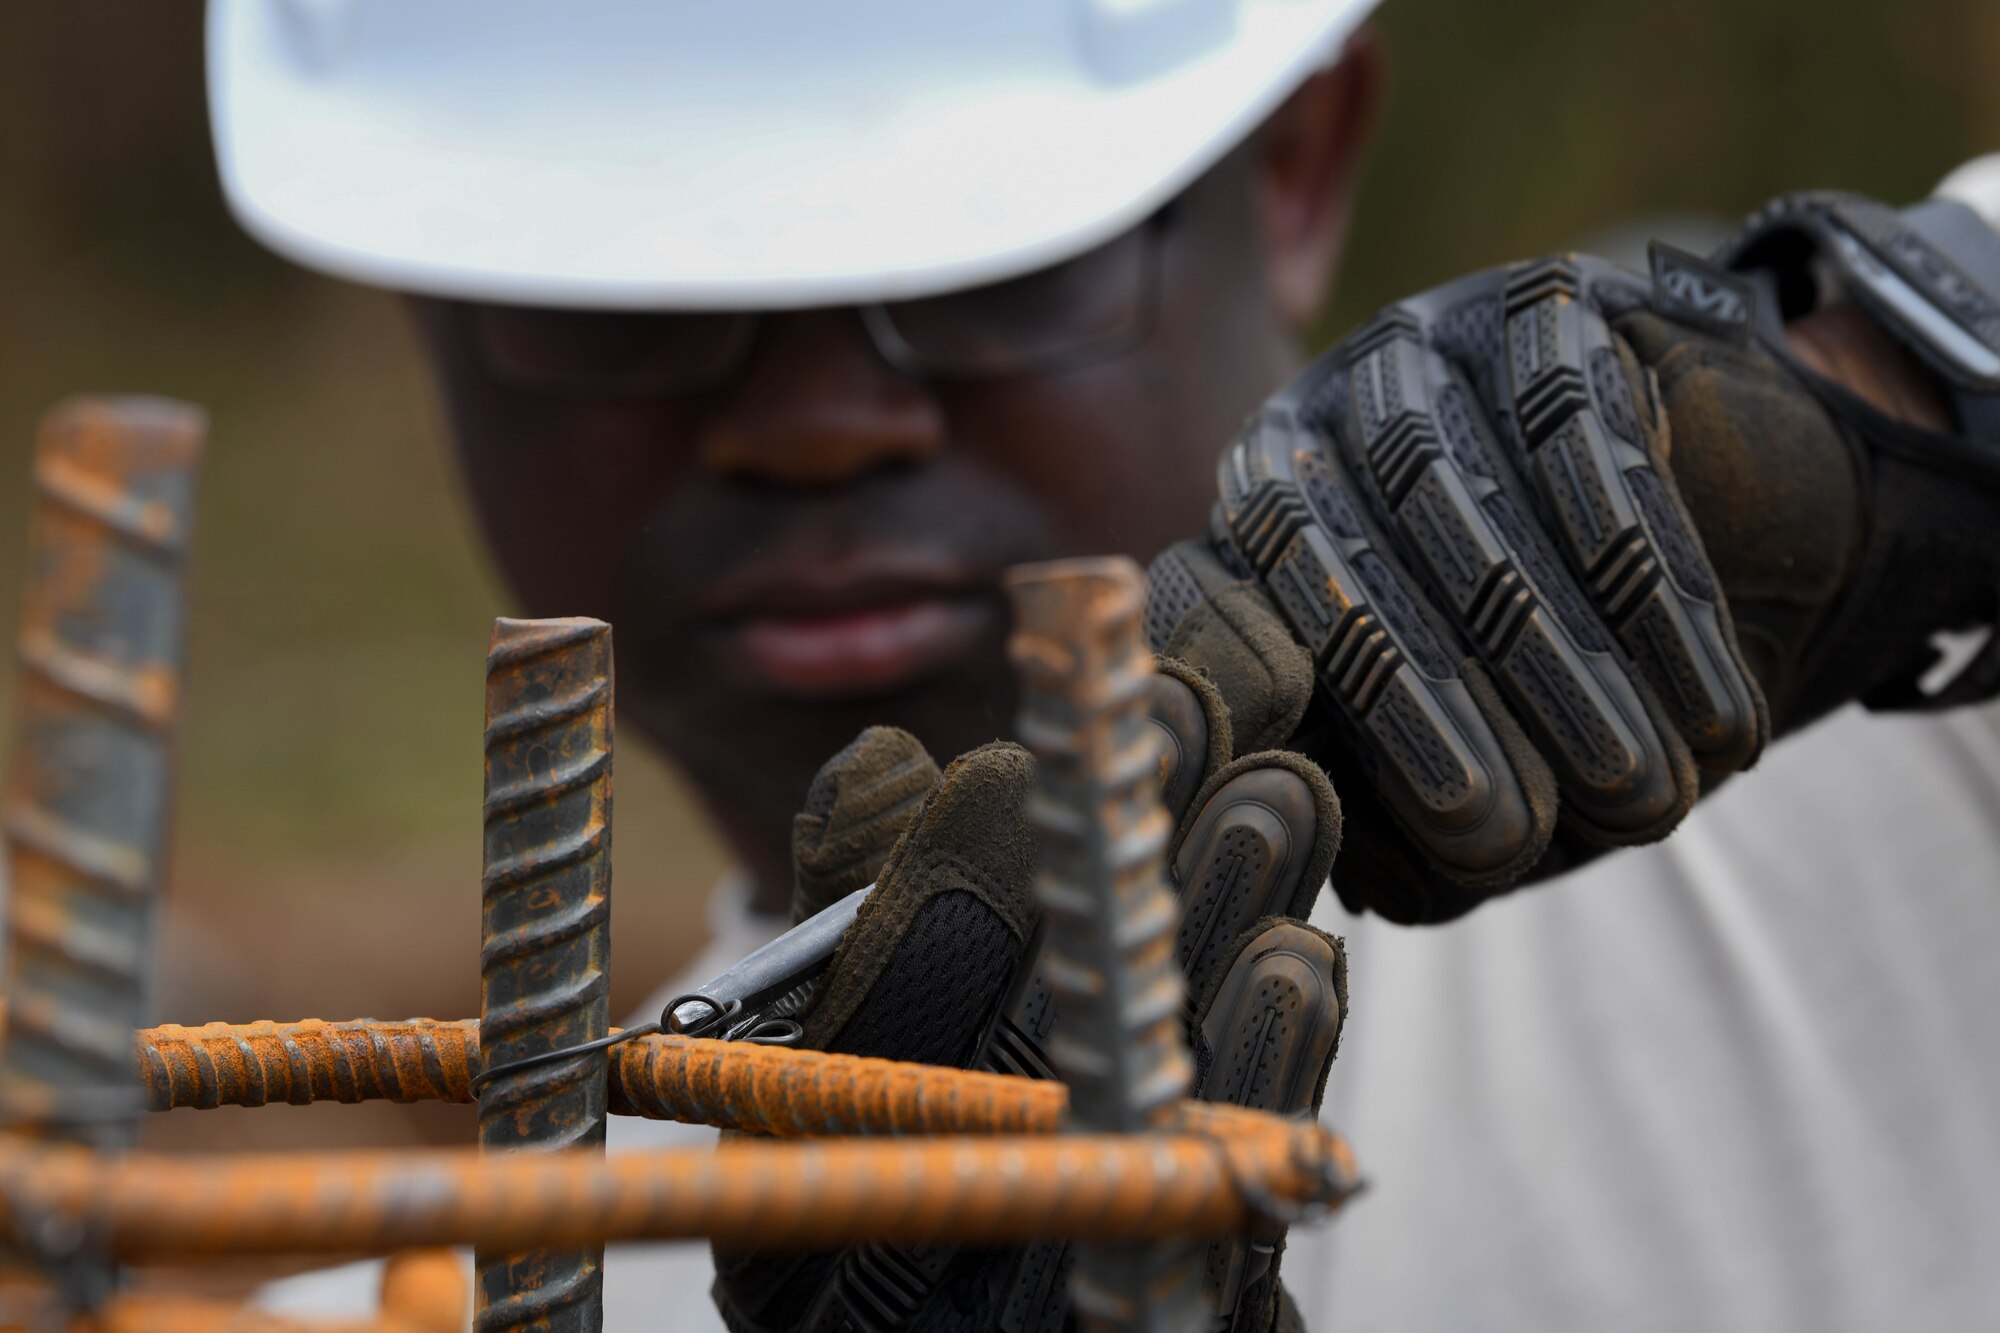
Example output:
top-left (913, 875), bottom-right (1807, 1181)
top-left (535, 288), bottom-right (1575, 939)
top-left (1488, 258), bottom-right (1767, 773)
top-left (1340, 296), bottom-right (1700, 843)
top-left (1203, 244), bottom-right (1789, 911)
top-left (1171, 750), bottom-right (1340, 992)
top-left (1189, 918), bottom-right (1346, 1118)
top-left (1144, 658), bottom-right (1233, 826)
top-left (1213, 378), bottom-right (1555, 885)
top-left (1186, 918), bottom-right (1346, 1327)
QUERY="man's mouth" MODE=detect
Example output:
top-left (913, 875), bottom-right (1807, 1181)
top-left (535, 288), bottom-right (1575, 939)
top-left (726, 596), bottom-right (998, 697)
top-left (695, 558), bottom-right (1005, 699)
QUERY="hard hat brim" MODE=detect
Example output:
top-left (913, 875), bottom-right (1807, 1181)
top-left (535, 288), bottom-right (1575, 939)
top-left (209, 0), bottom-right (1378, 311)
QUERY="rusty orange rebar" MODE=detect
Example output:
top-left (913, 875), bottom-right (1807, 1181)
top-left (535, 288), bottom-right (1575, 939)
top-left (57, 1248), bottom-right (466, 1332)
top-left (1007, 557), bottom-right (1199, 1331)
top-left (606, 1026), bottom-right (1070, 1136)
top-left (475, 616), bottom-right (615, 1333)
top-left (3, 397), bottom-right (204, 1141)
top-left (130, 1020), bottom-right (1324, 1168)
top-left (0, 1113), bottom-right (1354, 1262)
top-left (134, 1021), bottom-right (1081, 1137)
top-left (69, 1300), bottom-right (438, 1333)
top-left (136, 1020), bottom-right (478, 1110)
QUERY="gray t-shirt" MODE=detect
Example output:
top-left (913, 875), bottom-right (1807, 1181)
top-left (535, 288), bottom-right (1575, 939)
top-left (1295, 701), bottom-right (2000, 1332)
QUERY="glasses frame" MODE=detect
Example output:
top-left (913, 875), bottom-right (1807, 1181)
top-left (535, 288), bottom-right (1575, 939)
top-left (464, 204), bottom-right (1175, 398)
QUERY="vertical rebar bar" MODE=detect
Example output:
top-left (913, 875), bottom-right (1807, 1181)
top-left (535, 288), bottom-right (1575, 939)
top-left (1005, 557), bottom-right (1202, 1333)
top-left (1, 397), bottom-right (204, 1140)
top-left (475, 617), bottom-right (611, 1333)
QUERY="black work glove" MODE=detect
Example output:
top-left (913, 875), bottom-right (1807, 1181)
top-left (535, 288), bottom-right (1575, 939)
top-left (1149, 191), bottom-right (2000, 924)
top-left (712, 657), bottom-right (1344, 1333)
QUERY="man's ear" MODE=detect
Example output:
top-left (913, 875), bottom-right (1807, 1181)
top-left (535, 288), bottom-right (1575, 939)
top-left (1257, 27), bottom-right (1387, 328)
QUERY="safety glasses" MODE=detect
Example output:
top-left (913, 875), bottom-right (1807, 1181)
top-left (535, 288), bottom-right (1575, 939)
top-left (464, 206), bottom-right (1172, 396)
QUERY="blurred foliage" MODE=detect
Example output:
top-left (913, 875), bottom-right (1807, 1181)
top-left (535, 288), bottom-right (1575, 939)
top-left (1325, 0), bottom-right (2000, 335)
top-left (0, 1), bottom-right (1994, 1064)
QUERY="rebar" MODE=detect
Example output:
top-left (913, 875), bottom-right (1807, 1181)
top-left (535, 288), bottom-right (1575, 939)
top-left (134, 1019), bottom-right (1071, 1132)
top-left (608, 1026), bottom-right (1065, 1135)
top-left (135, 1019), bottom-right (478, 1111)
top-left (0, 1115), bottom-right (1355, 1261)
top-left (70, 1296), bottom-right (444, 1333)
top-left (1006, 557), bottom-right (1202, 1333)
top-left (131, 1022), bottom-right (1349, 1159)
top-left (476, 618), bottom-right (612, 1333)
top-left (63, 1248), bottom-right (465, 1332)
top-left (1, 396), bottom-right (204, 1140)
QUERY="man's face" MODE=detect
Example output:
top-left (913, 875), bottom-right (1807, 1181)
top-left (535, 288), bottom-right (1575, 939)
top-left (412, 151), bottom-right (1298, 837)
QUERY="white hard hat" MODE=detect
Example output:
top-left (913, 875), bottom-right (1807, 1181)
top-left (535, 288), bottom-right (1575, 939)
top-left (208, 0), bottom-right (1381, 310)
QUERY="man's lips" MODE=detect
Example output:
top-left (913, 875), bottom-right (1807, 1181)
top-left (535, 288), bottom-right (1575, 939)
top-left (719, 596), bottom-right (1000, 698)
top-left (694, 557), bottom-right (1005, 699)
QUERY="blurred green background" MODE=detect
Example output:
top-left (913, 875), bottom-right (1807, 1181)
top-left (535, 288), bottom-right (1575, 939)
top-left (1, 2), bottom-right (1995, 1147)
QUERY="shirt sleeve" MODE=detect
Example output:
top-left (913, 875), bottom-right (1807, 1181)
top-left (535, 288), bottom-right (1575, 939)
top-left (1936, 154), bottom-right (2000, 231)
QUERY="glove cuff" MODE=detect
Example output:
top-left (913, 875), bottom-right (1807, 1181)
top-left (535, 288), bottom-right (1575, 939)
top-left (1711, 192), bottom-right (2000, 716)
top-left (1718, 190), bottom-right (2000, 445)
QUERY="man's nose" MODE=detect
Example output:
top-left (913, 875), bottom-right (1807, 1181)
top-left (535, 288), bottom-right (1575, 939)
top-left (696, 310), bottom-right (946, 487)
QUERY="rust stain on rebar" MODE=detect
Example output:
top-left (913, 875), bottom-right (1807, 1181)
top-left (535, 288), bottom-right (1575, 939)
top-left (475, 617), bottom-right (611, 1333)
top-left (1, 397), bottom-right (204, 1144)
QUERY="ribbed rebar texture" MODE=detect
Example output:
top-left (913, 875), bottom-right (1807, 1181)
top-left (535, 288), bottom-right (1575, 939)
top-left (1, 396), bottom-right (204, 1147)
top-left (1006, 557), bottom-right (1203, 1333)
top-left (136, 1019), bottom-right (480, 1110)
top-left (476, 618), bottom-right (611, 1333)
top-left (608, 1029), bottom-right (1067, 1136)
top-left (133, 1021), bottom-right (1070, 1135)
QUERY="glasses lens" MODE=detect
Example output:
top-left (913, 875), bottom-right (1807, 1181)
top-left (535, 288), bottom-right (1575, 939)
top-left (877, 223), bottom-right (1152, 378)
top-left (471, 305), bottom-right (753, 396)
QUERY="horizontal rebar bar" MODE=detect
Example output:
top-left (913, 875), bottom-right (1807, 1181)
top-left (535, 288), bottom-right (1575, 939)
top-left (38, 1248), bottom-right (465, 1332)
top-left (71, 1299), bottom-right (440, 1333)
top-left (135, 1021), bottom-right (1067, 1134)
top-left (136, 1020), bottom-right (479, 1110)
top-left (0, 1116), bottom-right (1355, 1262)
top-left (130, 1022), bottom-right (1334, 1175)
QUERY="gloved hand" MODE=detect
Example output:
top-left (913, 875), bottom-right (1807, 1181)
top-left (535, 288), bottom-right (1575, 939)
top-left (1149, 191), bottom-right (2000, 923)
top-left (712, 655), bottom-right (1344, 1333)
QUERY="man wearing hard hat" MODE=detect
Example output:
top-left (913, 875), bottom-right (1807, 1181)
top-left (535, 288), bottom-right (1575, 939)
top-left (213, 1), bottom-right (2000, 1330)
